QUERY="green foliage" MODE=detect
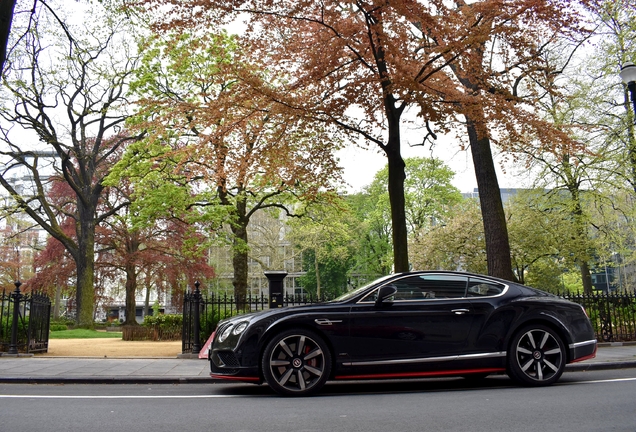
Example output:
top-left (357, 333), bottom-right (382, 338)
top-left (347, 190), bottom-right (393, 277)
top-left (201, 308), bottom-right (239, 337)
top-left (0, 315), bottom-right (29, 336)
top-left (410, 199), bottom-right (487, 274)
top-left (49, 329), bottom-right (122, 339)
top-left (524, 261), bottom-right (577, 294)
top-left (50, 318), bottom-right (75, 328)
top-left (368, 157), bottom-right (464, 233)
top-left (297, 249), bottom-right (352, 298)
top-left (142, 313), bottom-right (182, 330)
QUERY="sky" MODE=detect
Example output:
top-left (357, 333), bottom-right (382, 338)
top-left (337, 133), bottom-right (533, 194)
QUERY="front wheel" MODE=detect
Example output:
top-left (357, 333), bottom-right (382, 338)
top-left (507, 324), bottom-right (566, 386)
top-left (262, 329), bottom-right (332, 396)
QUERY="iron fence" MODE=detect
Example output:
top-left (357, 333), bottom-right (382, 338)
top-left (560, 291), bottom-right (636, 342)
top-left (1, 282), bottom-right (51, 354)
top-left (182, 290), bottom-right (332, 354)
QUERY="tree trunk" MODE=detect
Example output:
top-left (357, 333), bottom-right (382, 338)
top-left (314, 252), bottom-right (321, 297)
top-left (232, 224), bottom-right (248, 309)
top-left (231, 194), bottom-right (249, 309)
top-left (384, 98), bottom-right (409, 273)
top-left (144, 284), bottom-right (151, 319)
top-left (466, 117), bottom-right (516, 281)
top-left (579, 260), bottom-right (593, 295)
top-left (567, 185), bottom-right (594, 295)
top-left (0, 0), bottom-right (16, 72)
top-left (75, 247), bottom-right (95, 328)
top-left (124, 262), bottom-right (138, 326)
top-left (75, 205), bottom-right (96, 328)
top-left (54, 285), bottom-right (62, 320)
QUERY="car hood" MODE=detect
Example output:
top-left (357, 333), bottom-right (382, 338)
top-left (217, 301), bottom-right (338, 327)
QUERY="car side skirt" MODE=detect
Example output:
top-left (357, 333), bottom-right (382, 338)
top-left (341, 351), bottom-right (507, 367)
top-left (334, 367), bottom-right (506, 380)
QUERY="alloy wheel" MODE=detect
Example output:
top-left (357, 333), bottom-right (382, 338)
top-left (509, 325), bottom-right (565, 386)
top-left (263, 330), bottom-right (331, 396)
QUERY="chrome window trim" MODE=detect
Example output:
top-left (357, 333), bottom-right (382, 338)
top-left (356, 273), bottom-right (509, 304)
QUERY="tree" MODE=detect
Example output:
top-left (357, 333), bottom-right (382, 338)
top-left (0, 0), bottom-right (16, 74)
top-left (110, 31), bottom-right (343, 301)
top-left (515, 0), bottom-right (636, 293)
top-left (370, 157), bottom-right (463, 235)
top-left (133, 0), bottom-right (590, 281)
top-left (27, 230), bottom-right (76, 319)
top-left (435, 0), bottom-right (591, 281)
top-left (505, 190), bottom-right (583, 288)
top-left (584, 0), bottom-right (636, 191)
top-left (348, 156), bottom-right (462, 275)
top-left (346, 190), bottom-right (393, 279)
top-left (287, 200), bottom-right (357, 297)
top-left (97, 182), bottom-right (215, 325)
top-left (0, 7), bottom-right (142, 326)
top-left (410, 198), bottom-right (487, 274)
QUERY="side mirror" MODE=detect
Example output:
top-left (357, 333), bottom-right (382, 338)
top-left (375, 284), bottom-right (397, 307)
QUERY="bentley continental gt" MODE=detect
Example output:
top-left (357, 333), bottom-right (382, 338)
top-left (207, 271), bottom-right (597, 396)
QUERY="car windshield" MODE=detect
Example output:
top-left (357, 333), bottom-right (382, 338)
top-left (331, 274), bottom-right (395, 302)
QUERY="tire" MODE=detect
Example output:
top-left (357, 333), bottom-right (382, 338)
top-left (261, 329), bottom-right (332, 396)
top-left (507, 324), bottom-right (566, 386)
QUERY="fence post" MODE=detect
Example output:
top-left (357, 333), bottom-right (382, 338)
top-left (7, 281), bottom-right (22, 355)
top-left (192, 281), bottom-right (202, 354)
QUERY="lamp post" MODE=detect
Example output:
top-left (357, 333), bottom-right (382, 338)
top-left (620, 62), bottom-right (636, 193)
top-left (620, 62), bottom-right (636, 117)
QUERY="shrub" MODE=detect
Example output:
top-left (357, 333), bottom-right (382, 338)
top-left (142, 313), bottom-right (182, 330)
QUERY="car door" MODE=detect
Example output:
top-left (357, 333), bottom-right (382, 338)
top-left (346, 274), bottom-right (475, 368)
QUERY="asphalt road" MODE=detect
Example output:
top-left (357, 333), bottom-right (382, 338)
top-left (1, 369), bottom-right (635, 432)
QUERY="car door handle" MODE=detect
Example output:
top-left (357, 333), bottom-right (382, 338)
top-left (315, 319), bottom-right (343, 326)
top-left (451, 309), bottom-right (470, 315)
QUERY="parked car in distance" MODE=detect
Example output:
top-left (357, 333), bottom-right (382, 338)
top-left (208, 271), bottom-right (597, 396)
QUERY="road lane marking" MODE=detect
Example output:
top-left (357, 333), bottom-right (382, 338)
top-left (573, 377), bottom-right (636, 385)
top-left (0, 394), bottom-right (246, 399)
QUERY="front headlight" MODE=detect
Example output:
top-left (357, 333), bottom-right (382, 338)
top-left (232, 321), bottom-right (248, 336)
top-left (218, 324), bottom-right (233, 343)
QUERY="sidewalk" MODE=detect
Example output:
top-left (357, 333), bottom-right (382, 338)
top-left (1, 343), bottom-right (635, 385)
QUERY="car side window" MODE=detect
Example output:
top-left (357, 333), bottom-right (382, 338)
top-left (392, 275), bottom-right (469, 300)
top-left (467, 277), bottom-right (505, 297)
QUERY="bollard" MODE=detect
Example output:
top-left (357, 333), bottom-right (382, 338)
top-left (265, 271), bottom-right (287, 309)
top-left (7, 281), bottom-right (23, 355)
top-left (192, 281), bottom-right (202, 354)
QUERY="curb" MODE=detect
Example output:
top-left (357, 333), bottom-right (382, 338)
top-left (596, 341), bottom-right (636, 347)
top-left (565, 361), bottom-right (636, 372)
top-left (0, 376), bottom-right (218, 385)
top-left (1, 361), bottom-right (635, 385)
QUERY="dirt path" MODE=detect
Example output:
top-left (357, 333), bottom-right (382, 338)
top-left (42, 338), bottom-right (182, 358)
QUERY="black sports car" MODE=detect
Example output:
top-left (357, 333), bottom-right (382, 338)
top-left (207, 271), bottom-right (597, 396)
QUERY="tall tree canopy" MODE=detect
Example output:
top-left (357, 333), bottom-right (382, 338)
top-left (110, 31), bottom-right (343, 300)
top-left (132, 0), bottom-right (590, 281)
top-left (0, 5), bottom-right (142, 326)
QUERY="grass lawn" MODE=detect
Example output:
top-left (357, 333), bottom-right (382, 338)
top-left (49, 329), bottom-right (123, 339)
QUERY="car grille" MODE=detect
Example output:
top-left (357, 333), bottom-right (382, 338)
top-left (218, 351), bottom-right (241, 367)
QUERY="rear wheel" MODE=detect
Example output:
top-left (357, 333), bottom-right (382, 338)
top-left (507, 324), bottom-right (566, 386)
top-left (262, 329), bottom-right (331, 396)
